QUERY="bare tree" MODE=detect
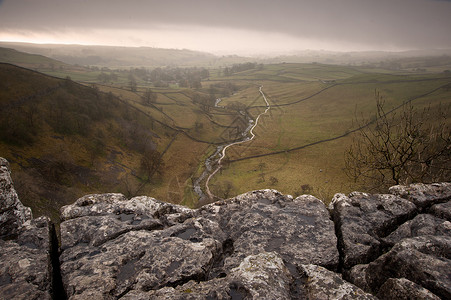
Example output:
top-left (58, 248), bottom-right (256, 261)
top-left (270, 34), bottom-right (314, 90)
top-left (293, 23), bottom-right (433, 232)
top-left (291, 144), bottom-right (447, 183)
top-left (129, 75), bottom-right (137, 92)
top-left (212, 180), bottom-right (234, 199)
top-left (345, 91), bottom-right (450, 191)
top-left (140, 149), bottom-right (164, 181)
top-left (142, 88), bottom-right (157, 106)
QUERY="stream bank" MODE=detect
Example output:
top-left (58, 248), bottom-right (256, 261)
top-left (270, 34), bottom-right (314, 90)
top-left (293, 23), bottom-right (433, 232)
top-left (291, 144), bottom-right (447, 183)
top-left (193, 86), bottom-right (271, 204)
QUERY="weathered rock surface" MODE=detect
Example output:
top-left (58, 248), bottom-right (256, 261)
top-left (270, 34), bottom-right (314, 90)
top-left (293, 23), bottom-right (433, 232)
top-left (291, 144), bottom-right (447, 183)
top-left (389, 182), bottom-right (451, 210)
top-left (59, 195), bottom-right (224, 299)
top-left (0, 216), bottom-right (52, 299)
top-left (198, 192), bottom-right (339, 271)
top-left (383, 213), bottom-right (451, 246)
top-left (345, 264), bottom-right (371, 293)
top-left (0, 157), bottom-right (32, 239)
top-left (59, 190), bottom-right (340, 298)
top-left (299, 264), bottom-right (376, 299)
top-left (0, 158), bottom-right (56, 299)
top-left (1, 157), bottom-right (450, 299)
top-left (376, 278), bottom-right (441, 300)
top-left (330, 192), bottom-right (417, 268)
top-left (366, 235), bottom-right (451, 299)
top-left (128, 251), bottom-right (293, 300)
top-left (430, 200), bottom-right (451, 221)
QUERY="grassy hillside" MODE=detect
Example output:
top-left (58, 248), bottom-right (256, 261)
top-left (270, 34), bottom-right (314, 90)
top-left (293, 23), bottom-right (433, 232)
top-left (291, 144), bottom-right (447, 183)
top-left (0, 62), bottom-right (247, 219)
top-left (1, 53), bottom-right (449, 217)
top-left (205, 64), bottom-right (451, 201)
top-left (0, 42), bottom-right (218, 68)
top-left (0, 47), bottom-right (86, 73)
top-left (0, 63), bottom-right (183, 220)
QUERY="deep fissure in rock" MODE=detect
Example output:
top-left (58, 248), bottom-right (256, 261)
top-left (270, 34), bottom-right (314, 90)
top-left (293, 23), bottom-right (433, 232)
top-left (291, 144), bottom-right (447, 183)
top-left (207, 238), bottom-right (235, 280)
top-left (165, 272), bottom-right (207, 289)
top-left (228, 282), bottom-right (251, 300)
top-left (49, 222), bottom-right (67, 300)
top-left (331, 212), bottom-right (345, 273)
top-left (285, 262), bottom-right (307, 299)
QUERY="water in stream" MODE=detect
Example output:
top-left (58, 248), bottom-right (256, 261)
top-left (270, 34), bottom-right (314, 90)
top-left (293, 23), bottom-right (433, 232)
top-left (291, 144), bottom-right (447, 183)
top-left (193, 87), bottom-right (270, 205)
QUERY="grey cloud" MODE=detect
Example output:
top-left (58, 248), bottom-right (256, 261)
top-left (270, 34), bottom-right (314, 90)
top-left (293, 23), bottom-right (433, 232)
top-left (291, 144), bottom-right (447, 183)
top-left (0, 0), bottom-right (450, 50)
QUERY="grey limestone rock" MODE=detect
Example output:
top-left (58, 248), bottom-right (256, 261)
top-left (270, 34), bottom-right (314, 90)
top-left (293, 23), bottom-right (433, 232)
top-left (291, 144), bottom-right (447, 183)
top-left (345, 264), bottom-right (371, 292)
top-left (299, 264), bottom-right (377, 299)
top-left (0, 158), bottom-right (54, 300)
top-left (331, 192), bottom-right (417, 268)
top-left (0, 157), bottom-right (32, 239)
top-left (0, 216), bottom-right (52, 300)
top-left (377, 278), bottom-right (440, 300)
top-left (60, 193), bottom-right (194, 223)
top-left (199, 191), bottom-right (339, 271)
top-left (2, 155), bottom-right (451, 300)
top-left (365, 235), bottom-right (451, 299)
top-left (59, 193), bottom-right (227, 299)
top-left (122, 252), bottom-right (292, 300)
top-left (429, 200), bottom-right (451, 221)
top-left (383, 213), bottom-right (451, 246)
top-left (389, 182), bottom-right (451, 210)
top-left (59, 190), bottom-right (339, 299)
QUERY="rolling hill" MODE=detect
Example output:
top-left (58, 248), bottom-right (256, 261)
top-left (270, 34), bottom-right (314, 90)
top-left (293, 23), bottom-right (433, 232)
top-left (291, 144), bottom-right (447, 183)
top-left (0, 63), bottom-right (174, 221)
top-left (0, 42), bottom-right (218, 68)
top-left (1, 47), bottom-right (450, 220)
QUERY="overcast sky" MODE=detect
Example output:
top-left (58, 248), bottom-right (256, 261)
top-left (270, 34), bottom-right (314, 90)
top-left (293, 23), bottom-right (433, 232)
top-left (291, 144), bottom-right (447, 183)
top-left (1, 0), bottom-right (450, 55)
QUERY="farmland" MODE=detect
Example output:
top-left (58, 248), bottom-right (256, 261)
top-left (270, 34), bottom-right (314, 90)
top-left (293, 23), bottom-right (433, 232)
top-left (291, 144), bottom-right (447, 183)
top-left (1, 47), bottom-right (450, 218)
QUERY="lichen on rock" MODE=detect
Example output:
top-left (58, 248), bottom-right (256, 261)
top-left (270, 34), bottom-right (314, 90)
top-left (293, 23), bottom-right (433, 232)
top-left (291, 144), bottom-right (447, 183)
top-left (0, 157), bottom-right (450, 299)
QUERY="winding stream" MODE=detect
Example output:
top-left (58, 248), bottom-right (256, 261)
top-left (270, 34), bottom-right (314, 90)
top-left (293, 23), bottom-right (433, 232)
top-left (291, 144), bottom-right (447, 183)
top-left (193, 86), bottom-right (271, 203)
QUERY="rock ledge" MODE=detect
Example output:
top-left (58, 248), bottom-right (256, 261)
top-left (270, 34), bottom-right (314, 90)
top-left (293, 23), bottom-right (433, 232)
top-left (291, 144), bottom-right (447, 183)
top-left (0, 158), bottom-right (449, 299)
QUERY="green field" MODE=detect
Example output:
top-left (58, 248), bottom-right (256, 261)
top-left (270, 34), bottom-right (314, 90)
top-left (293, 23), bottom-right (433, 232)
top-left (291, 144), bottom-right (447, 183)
top-left (1, 48), bottom-right (450, 216)
top-left (203, 65), bottom-right (451, 202)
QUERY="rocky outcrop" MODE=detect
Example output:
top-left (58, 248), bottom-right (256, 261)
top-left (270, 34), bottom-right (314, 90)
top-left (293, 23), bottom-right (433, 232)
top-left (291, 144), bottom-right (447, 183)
top-left (366, 235), bottom-right (451, 299)
top-left (376, 278), bottom-right (441, 300)
top-left (0, 158), bottom-right (32, 239)
top-left (298, 264), bottom-right (377, 299)
top-left (330, 192), bottom-right (417, 268)
top-left (0, 217), bottom-right (52, 299)
top-left (197, 192), bottom-right (339, 271)
top-left (0, 158), bottom-right (57, 299)
top-left (382, 213), bottom-right (451, 246)
top-left (58, 190), bottom-right (341, 299)
top-left (0, 157), bottom-right (450, 299)
top-left (389, 182), bottom-right (451, 210)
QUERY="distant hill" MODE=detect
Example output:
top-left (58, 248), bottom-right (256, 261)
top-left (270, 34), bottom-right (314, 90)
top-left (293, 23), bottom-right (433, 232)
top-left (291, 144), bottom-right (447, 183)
top-left (0, 42), bottom-right (218, 68)
top-left (0, 46), bottom-right (88, 74)
top-left (0, 46), bottom-right (67, 69)
top-left (2, 41), bottom-right (451, 69)
top-left (0, 63), bottom-right (167, 221)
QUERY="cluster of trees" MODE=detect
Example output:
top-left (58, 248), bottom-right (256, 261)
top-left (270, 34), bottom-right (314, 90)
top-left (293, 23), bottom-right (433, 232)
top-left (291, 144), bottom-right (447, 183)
top-left (97, 72), bottom-right (118, 83)
top-left (192, 93), bottom-right (216, 113)
top-left (345, 91), bottom-right (450, 191)
top-left (142, 88), bottom-right (158, 105)
top-left (222, 62), bottom-right (263, 76)
top-left (190, 82), bottom-right (241, 114)
top-left (0, 104), bottom-right (38, 146)
top-left (127, 66), bottom-right (209, 89)
top-left (0, 78), bottom-right (108, 145)
top-left (208, 82), bottom-right (239, 98)
top-left (1, 72), bottom-right (165, 183)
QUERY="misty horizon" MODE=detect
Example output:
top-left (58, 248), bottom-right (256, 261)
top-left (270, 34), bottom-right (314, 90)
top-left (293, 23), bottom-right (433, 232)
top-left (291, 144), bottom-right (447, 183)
top-left (1, 0), bottom-right (451, 56)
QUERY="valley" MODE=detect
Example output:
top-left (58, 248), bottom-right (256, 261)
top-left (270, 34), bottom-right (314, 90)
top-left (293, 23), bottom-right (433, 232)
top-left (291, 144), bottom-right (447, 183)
top-left (1, 45), bottom-right (450, 222)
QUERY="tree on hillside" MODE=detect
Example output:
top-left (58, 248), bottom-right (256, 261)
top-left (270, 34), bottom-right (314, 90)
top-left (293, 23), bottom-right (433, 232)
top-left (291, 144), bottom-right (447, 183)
top-left (140, 148), bottom-right (164, 181)
top-left (193, 93), bottom-right (215, 113)
top-left (142, 88), bottom-right (157, 106)
top-left (345, 91), bottom-right (451, 191)
top-left (212, 180), bottom-right (235, 199)
top-left (129, 75), bottom-right (137, 92)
